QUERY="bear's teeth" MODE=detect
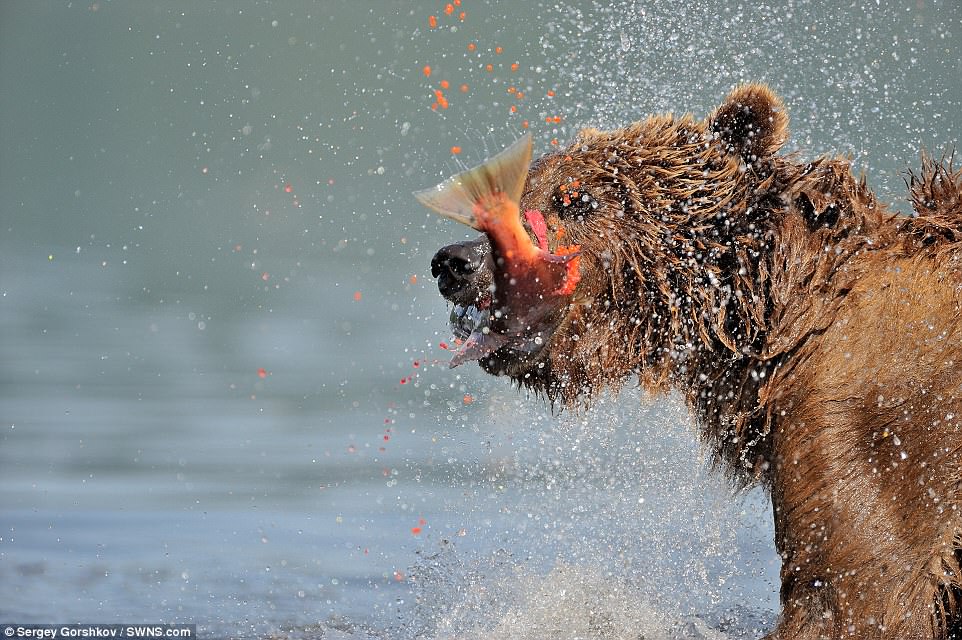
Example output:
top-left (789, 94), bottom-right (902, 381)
top-left (450, 304), bottom-right (488, 340)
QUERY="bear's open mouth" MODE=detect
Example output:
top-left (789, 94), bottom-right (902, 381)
top-left (446, 292), bottom-right (564, 369)
top-left (449, 300), bottom-right (489, 341)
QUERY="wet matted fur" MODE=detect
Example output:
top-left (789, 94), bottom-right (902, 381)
top-left (430, 84), bottom-right (962, 639)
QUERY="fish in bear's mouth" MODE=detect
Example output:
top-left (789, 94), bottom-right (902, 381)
top-left (416, 134), bottom-right (582, 369)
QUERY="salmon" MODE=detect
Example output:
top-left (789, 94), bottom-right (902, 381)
top-left (414, 134), bottom-right (581, 366)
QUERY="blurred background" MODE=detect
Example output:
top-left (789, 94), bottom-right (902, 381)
top-left (1, 1), bottom-right (959, 638)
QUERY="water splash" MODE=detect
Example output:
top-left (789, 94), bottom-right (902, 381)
top-left (381, 391), bottom-right (778, 639)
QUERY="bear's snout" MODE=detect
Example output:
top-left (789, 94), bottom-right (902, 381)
top-left (430, 237), bottom-right (489, 300)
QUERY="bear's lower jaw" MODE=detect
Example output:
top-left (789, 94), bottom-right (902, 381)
top-left (477, 344), bottom-right (549, 379)
top-left (446, 288), bottom-right (574, 372)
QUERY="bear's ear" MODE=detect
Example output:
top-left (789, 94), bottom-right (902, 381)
top-left (708, 84), bottom-right (788, 162)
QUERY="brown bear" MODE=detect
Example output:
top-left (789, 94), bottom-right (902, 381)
top-left (424, 84), bottom-right (962, 639)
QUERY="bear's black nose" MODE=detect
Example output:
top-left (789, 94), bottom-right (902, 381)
top-left (431, 240), bottom-right (485, 299)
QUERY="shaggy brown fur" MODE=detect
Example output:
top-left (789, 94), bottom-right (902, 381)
top-left (429, 84), bottom-right (962, 639)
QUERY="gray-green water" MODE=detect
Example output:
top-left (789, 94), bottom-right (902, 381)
top-left (1, 1), bottom-right (960, 638)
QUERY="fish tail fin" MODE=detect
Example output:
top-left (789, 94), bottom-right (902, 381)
top-left (413, 134), bottom-right (532, 229)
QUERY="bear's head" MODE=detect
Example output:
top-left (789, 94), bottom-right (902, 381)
top-left (429, 84), bottom-right (790, 405)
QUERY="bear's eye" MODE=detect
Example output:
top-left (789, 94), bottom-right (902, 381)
top-left (551, 182), bottom-right (598, 221)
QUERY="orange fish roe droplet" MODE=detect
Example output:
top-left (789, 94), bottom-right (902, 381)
top-left (547, 89), bottom-right (556, 97)
top-left (409, 274), bottom-right (417, 284)
top-left (460, 83), bottom-right (469, 93)
top-left (522, 120), bottom-right (529, 128)
top-left (485, 63), bottom-right (493, 72)
top-left (507, 86), bottom-right (516, 94)
top-left (516, 91), bottom-right (524, 99)
top-left (393, 570), bottom-right (404, 581)
top-left (440, 79), bottom-right (449, 89)
top-left (431, 102), bottom-right (439, 111)
top-left (450, 145), bottom-right (461, 155)
top-left (284, 183), bottom-right (293, 193)
top-left (439, 341), bottom-right (450, 350)
top-left (463, 394), bottom-right (474, 404)
top-left (467, 42), bottom-right (476, 52)
top-left (495, 46), bottom-right (503, 54)
top-left (458, 11), bottom-right (465, 20)
top-left (453, 0), bottom-right (460, 5)
top-left (353, 291), bottom-right (362, 301)
top-left (551, 138), bottom-right (559, 145)
top-left (510, 62), bottom-right (519, 72)
top-left (423, 65), bottom-right (431, 77)
top-left (444, 3), bottom-right (454, 15)
top-left (411, 527), bottom-right (422, 535)
top-left (510, 105), bottom-right (517, 113)
top-left (257, 367), bottom-right (268, 379)
top-left (428, 15), bottom-right (437, 28)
